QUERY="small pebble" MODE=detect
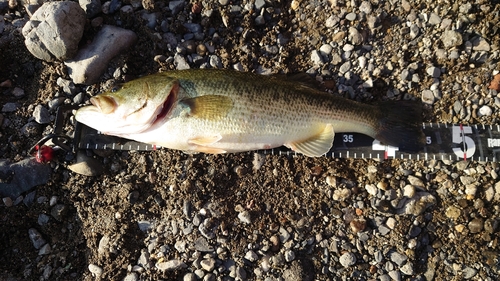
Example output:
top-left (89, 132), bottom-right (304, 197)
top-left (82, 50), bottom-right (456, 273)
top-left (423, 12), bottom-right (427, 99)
top-left (345, 12), bottom-right (356, 21)
top-left (422, 90), bottom-right (435, 104)
top-left (123, 272), bottom-right (138, 281)
top-left (28, 228), bottom-right (46, 249)
top-left (245, 250), bottom-right (258, 262)
top-left (88, 264), bottom-right (103, 276)
top-left (426, 66), bottom-right (441, 78)
top-left (11, 87), bottom-right (24, 97)
top-left (238, 211), bottom-right (251, 224)
top-left (311, 50), bottom-right (324, 65)
top-left (38, 243), bottom-right (51, 255)
top-left (348, 27), bottom-right (363, 45)
top-left (468, 218), bottom-right (484, 233)
top-left (2, 102), bottom-right (19, 112)
top-left (478, 105), bottom-right (492, 116)
top-left (339, 252), bottom-right (357, 267)
top-left (2, 197), bottom-right (13, 207)
top-left (445, 206), bottom-right (461, 219)
top-left (389, 252), bottom-right (407, 266)
top-left (33, 105), bottom-right (51, 124)
top-left (441, 30), bottom-right (463, 48)
top-left (200, 258), bottom-right (216, 271)
top-left (428, 13), bottom-right (441, 25)
top-left (400, 262), bottom-right (414, 275)
top-left (463, 267), bottom-right (478, 279)
top-left (156, 260), bottom-right (187, 271)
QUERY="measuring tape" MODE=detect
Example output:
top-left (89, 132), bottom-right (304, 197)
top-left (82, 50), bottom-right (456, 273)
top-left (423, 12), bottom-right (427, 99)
top-left (74, 123), bottom-right (500, 162)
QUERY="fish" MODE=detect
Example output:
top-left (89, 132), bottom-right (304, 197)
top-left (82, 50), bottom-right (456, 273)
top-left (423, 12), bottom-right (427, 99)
top-left (74, 69), bottom-right (425, 157)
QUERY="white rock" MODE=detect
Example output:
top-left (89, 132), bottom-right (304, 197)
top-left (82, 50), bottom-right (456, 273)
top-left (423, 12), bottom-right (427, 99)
top-left (441, 30), bottom-right (463, 49)
top-left (426, 66), bottom-right (441, 78)
top-left (88, 264), bottom-right (103, 276)
top-left (358, 56), bottom-right (366, 68)
top-left (428, 13), bottom-right (441, 25)
top-left (200, 258), bottom-right (215, 271)
top-left (495, 181), bottom-right (500, 201)
top-left (174, 54), bottom-right (190, 70)
top-left (156, 260), bottom-right (187, 271)
top-left (400, 192), bottom-right (436, 216)
top-left (311, 50), bottom-right (324, 65)
top-left (465, 184), bottom-right (477, 196)
top-left (386, 217), bottom-right (396, 229)
top-left (421, 90), bottom-right (435, 105)
top-left (339, 252), bottom-right (357, 267)
top-left (325, 15), bottom-right (339, 28)
top-left (348, 26), bottom-right (363, 45)
top-left (471, 36), bottom-right (490, 52)
top-left (238, 211), bottom-right (251, 224)
top-left (484, 185), bottom-right (494, 202)
top-left (409, 24), bottom-right (420, 39)
top-left (98, 235), bottom-right (110, 255)
top-left (332, 188), bottom-right (351, 201)
top-left (326, 176), bottom-right (336, 187)
top-left (284, 250), bottom-right (295, 262)
top-left (365, 184), bottom-right (377, 195)
top-left (478, 105), bottom-right (492, 116)
top-left (319, 44), bottom-right (333, 57)
top-left (22, 1), bottom-right (86, 61)
top-left (407, 175), bottom-right (425, 188)
top-left (33, 105), bottom-right (51, 124)
top-left (65, 25), bottom-right (137, 84)
top-left (245, 250), bottom-right (258, 262)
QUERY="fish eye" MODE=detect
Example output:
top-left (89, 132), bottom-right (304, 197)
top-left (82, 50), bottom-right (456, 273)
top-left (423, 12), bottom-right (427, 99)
top-left (110, 83), bottom-right (123, 93)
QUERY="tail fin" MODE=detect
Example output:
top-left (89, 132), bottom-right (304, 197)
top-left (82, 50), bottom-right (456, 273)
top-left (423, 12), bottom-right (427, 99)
top-left (374, 101), bottom-right (425, 152)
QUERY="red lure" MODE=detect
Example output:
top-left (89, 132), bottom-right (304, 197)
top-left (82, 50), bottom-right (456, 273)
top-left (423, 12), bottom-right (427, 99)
top-left (34, 145), bottom-right (55, 163)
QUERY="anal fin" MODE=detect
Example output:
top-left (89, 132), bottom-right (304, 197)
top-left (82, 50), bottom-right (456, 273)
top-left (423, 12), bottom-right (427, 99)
top-left (286, 124), bottom-right (335, 157)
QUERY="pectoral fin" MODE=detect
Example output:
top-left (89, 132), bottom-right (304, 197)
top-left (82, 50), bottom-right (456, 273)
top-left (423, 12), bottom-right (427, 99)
top-left (180, 95), bottom-right (233, 120)
top-left (286, 124), bottom-right (335, 157)
top-left (188, 135), bottom-right (226, 154)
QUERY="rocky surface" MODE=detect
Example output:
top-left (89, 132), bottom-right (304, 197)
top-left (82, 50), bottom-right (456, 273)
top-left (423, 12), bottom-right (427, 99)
top-left (1, 0), bottom-right (500, 280)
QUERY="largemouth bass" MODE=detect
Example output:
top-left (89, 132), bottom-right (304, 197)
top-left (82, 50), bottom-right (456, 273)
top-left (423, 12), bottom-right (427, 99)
top-left (75, 69), bottom-right (425, 157)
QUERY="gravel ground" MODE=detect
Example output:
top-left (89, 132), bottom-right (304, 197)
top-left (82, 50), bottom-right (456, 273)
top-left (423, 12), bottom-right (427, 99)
top-left (1, 0), bottom-right (500, 280)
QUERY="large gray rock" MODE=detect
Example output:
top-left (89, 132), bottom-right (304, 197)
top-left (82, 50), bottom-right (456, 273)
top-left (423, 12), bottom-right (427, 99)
top-left (65, 25), bottom-right (137, 85)
top-left (22, 1), bottom-right (86, 61)
top-left (0, 158), bottom-right (52, 198)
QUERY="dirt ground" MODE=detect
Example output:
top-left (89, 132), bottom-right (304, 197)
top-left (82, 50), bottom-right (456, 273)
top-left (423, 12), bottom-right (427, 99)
top-left (1, 0), bottom-right (500, 280)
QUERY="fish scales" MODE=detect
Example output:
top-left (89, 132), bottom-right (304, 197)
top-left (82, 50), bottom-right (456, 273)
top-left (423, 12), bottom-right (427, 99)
top-left (175, 71), bottom-right (377, 136)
